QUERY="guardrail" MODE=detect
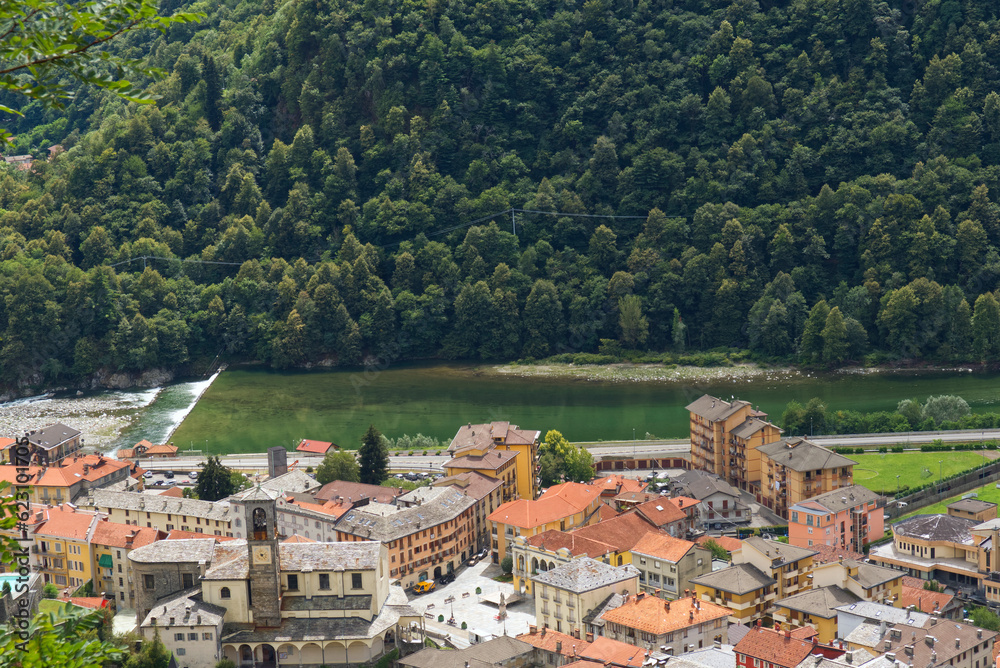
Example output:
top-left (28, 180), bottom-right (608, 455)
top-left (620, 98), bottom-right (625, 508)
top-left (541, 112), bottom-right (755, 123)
top-left (812, 428), bottom-right (1000, 442)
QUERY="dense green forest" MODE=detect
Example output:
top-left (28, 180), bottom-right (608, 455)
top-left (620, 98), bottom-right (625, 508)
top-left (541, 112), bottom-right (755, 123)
top-left (2, 0), bottom-right (1000, 388)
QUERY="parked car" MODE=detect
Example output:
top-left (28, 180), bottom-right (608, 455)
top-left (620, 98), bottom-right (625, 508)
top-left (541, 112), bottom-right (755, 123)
top-left (413, 581), bottom-right (436, 594)
top-left (190, 471), bottom-right (199, 479)
top-left (438, 573), bottom-right (455, 585)
top-left (143, 471), bottom-right (153, 479)
top-left (163, 471), bottom-right (175, 479)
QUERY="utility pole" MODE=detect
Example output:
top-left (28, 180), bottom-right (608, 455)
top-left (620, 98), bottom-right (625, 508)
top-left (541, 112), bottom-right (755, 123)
top-left (511, 209), bottom-right (517, 238)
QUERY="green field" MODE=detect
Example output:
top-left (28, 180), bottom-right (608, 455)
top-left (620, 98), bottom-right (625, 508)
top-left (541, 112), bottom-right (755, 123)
top-left (849, 451), bottom-right (992, 494)
top-left (901, 482), bottom-right (1000, 519)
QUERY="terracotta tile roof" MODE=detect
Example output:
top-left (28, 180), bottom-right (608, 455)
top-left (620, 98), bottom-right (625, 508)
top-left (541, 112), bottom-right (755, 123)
top-left (583, 636), bottom-right (647, 667)
top-left (445, 449), bottom-right (518, 471)
top-left (734, 626), bottom-right (828, 668)
top-left (488, 482), bottom-right (602, 529)
top-left (432, 471), bottom-right (503, 500)
top-left (809, 544), bottom-right (864, 565)
top-left (517, 629), bottom-right (587, 657)
top-left (633, 498), bottom-right (688, 527)
top-left (593, 475), bottom-right (648, 496)
top-left (515, 629), bottom-right (646, 667)
top-left (599, 594), bottom-right (730, 635)
top-left (0, 454), bottom-right (130, 488)
top-left (561, 662), bottom-right (605, 668)
top-left (669, 496), bottom-right (700, 511)
top-left (157, 486), bottom-right (185, 497)
top-left (599, 505), bottom-right (620, 521)
top-left (58, 597), bottom-right (108, 609)
top-left (116, 440), bottom-right (179, 458)
top-left (0, 437), bottom-right (15, 451)
top-left (527, 529), bottom-right (616, 558)
top-left (571, 513), bottom-right (658, 552)
top-left (696, 535), bottom-right (743, 552)
top-left (166, 529), bottom-right (237, 541)
top-left (33, 504), bottom-right (100, 541)
top-left (900, 584), bottom-right (954, 613)
top-left (91, 521), bottom-right (164, 549)
top-left (630, 532), bottom-right (698, 562)
top-left (296, 440), bottom-right (337, 454)
top-left (286, 497), bottom-right (352, 519)
top-left (901, 575), bottom-right (926, 588)
top-left (312, 480), bottom-right (403, 505)
top-left (282, 534), bottom-right (317, 543)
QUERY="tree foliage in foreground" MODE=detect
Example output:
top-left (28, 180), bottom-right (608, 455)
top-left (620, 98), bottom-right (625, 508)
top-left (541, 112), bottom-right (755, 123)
top-left (539, 430), bottom-right (594, 486)
top-left (316, 450), bottom-right (360, 485)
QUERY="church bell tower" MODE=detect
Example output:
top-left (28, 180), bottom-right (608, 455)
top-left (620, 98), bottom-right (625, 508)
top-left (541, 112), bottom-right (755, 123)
top-left (239, 487), bottom-right (282, 627)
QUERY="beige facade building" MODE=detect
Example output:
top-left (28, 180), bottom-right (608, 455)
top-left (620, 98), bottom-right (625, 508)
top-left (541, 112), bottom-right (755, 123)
top-left (732, 537), bottom-right (817, 600)
top-left (599, 593), bottom-right (730, 654)
top-left (533, 557), bottom-right (639, 637)
top-left (629, 532), bottom-right (712, 600)
top-left (756, 439), bottom-right (856, 519)
top-left (446, 421), bottom-right (541, 502)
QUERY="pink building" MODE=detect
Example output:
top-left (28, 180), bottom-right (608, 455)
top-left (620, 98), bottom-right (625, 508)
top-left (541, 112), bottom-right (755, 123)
top-left (788, 485), bottom-right (884, 552)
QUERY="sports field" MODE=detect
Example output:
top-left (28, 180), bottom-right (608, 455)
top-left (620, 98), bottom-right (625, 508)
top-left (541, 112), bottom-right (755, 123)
top-left (849, 451), bottom-right (992, 493)
top-left (901, 482), bottom-right (1000, 518)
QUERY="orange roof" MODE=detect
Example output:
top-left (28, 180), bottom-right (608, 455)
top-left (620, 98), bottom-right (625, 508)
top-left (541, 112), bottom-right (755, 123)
top-left (166, 529), bottom-right (237, 541)
top-left (156, 486), bottom-right (185, 497)
top-left (571, 513), bottom-right (658, 553)
top-left (117, 441), bottom-right (178, 458)
top-left (58, 597), bottom-right (108, 609)
top-left (583, 636), bottom-right (647, 667)
top-left (0, 437), bottom-right (15, 451)
top-left (631, 532), bottom-right (698, 562)
top-left (488, 482), bottom-right (602, 529)
top-left (297, 440), bottom-right (337, 454)
top-left (600, 594), bottom-right (730, 636)
top-left (734, 626), bottom-right (832, 668)
top-left (92, 521), bottom-right (164, 549)
top-left (282, 534), bottom-right (317, 543)
top-left (810, 544), bottom-right (864, 564)
top-left (633, 498), bottom-right (688, 526)
top-left (0, 454), bottom-right (130, 488)
top-left (286, 497), bottom-right (352, 519)
top-left (668, 496), bottom-right (700, 511)
top-left (527, 529), bottom-right (616, 558)
top-left (901, 584), bottom-right (954, 614)
top-left (562, 662), bottom-right (604, 668)
top-left (599, 505), bottom-right (620, 521)
top-left (517, 629), bottom-right (585, 657)
top-left (696, 535), bottom-right (744, 552)
top-left (593, 475), bottom-right (647, 496)
top-left (33, 505), bottom-right (99, 541)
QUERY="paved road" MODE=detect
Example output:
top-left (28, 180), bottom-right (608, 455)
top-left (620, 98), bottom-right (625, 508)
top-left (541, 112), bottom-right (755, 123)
top-left (811, 430), bottom-right (1000, 446)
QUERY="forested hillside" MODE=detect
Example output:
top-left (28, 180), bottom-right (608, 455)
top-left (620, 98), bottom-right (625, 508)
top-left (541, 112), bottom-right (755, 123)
top-left (2, 0), bottom-right (1000, 388)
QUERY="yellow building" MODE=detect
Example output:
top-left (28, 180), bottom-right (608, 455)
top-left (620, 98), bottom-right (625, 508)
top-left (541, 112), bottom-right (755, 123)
top-left (691, 562), bottom-right (777, 624)
top-left (0, 454), bottom-right (136, 505)
top-left (756, 438), bottom-right (856, 519)
top-left (732, 537), bottom-right (817, 600)
top-left (443, 449), bottom-right (519, 504)
top-left (870, 514), bottom-right (984, 589)
top-left (532, 557), bottom-right (639, 637)
top-left (91, 522), bottom-right (165, 608)
top-left (31, 504), bottom-right (103, 593)
top-left (488, 482), bottom-right (602, 564)
top-left (511, 531), bottom-right (616, 597)
top-left (810, 558), bottom-right (902, 605)
top-left (447, 422), bottom-right (541, 501)
top-left (773, 585), bottom-right (862, 642)
top-left (686, 394), bottom-right (782, 491)
top-left (87, 488), bottom-right (235, 536)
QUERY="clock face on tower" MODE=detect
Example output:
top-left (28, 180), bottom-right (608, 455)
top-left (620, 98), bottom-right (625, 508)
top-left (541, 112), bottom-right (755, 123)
top-left (252, 545), bottom-right (271, 565)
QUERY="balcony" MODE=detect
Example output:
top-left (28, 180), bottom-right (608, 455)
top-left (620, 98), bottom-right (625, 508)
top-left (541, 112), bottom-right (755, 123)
top-left (567, 599), bottom-right (575, 608)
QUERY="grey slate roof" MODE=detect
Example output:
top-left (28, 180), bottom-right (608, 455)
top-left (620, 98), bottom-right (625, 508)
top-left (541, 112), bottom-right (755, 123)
top-left (129, 537), bottom-right (218, 564)
top-left (948, 498), bottom-right (997, 513)
top-left (335, 487), bottom-right (475, 542)
top-left (28, 423), bottom-right (80, 449)
top-left (790, 486), bottom-right (882, 515)
top-left (583, 592), bottom-right (625, 629)
top-left (399, 636), bottom-right (534, 668)
top-left (686, 395), bottom-right (752, 422)
top-left (690, 563), bottom-right (776, 595)
top-left (278, 541), bottom-right (381, 571)
top-left (728, 623), bottom-right (751, 645)
top-left (261, 469), bottom-right (321, 495)
top-left (532, 557), bottom-right (639, 594)
top-left (730, 417), bottom-right (776, 440)
top-left (741, 537), bottom-right (817, 566)
top-left (236, 486), bottom-right (279, 502)
top-left (90, 488), bottom-right (233, 522)
top-left (892, 514), bottom-right (975, 544)
top-left (671, 470), bottom-right (742, 500)
top-left (669, 645), bottom-right (737, 668)
top-left (757, 438), bottom-right (856, 472)
top-left (843, 560), bottom-right (902, 589)
top-left (834, 601), bottom-right (931, 627)
top-left (141, 588), bottom-right (227, 628)
top-left (842, 621), bottom-right (884, 648)
top-left (776, 585), bottom-right (860, 619)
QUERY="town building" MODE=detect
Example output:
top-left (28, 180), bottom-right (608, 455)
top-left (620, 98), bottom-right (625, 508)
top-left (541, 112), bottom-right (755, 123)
top-left (29, 504), bottom-right (103, 592)
top-left (733, 625), bottom-right (845, 668)
top-left (600, 593), bottom-right (730, 655)
top-left (788, 486), bottom-right (884, 551)
top-left (632, 498), bottom-right (690, 538)
top-left (695, 535), bottom-right (743, 556)
top-left (91, 522), bottom-right (164, 606)
top-left (311, 479), bottom-right (404, 505)
top-left (756, 439), bottom-right (856, 519)
top-left (295, 439), bottom-right (338, 455)
top-left (613, 491), bottom-right (661, 511)
top-left (686, 394), bottom-right (782, 491)
top-left (533, 557), bottom-right (640, 637)
top-left (772, 585), bottom-right (861, 642)
top-left (129, 487), bottom-right (421, 667)
top-left (570, 512), bottom-right (663, 566)
top-left (23, 423), bottom-right (83, 464)
top-left (447, 421), bottom-right (541, 501)
top-left (512, 531), bottom-right (616, 597)
top-left (116, 440), bottom-right (180, 459)
top-left (489, 482), bottom-right (603, 564)
top-left (877, 617), bottom-right (996, 668)
top-left (630, 533), bottom-right (713, 600)
top-left (947, 499), bottom-right (998, 523)
top-left (691, 563), bottom-right (777, 624)
top-left (835, 601), bottom-right (931, 646)
top-left (433, 470), bottom-right (504, 553)
top-left (669, 471), bottom-right (751, 530)
top-left (141, 589), bottom-right (226, 668)
top-left (0, 453), bottom-right (136, 505)
top-left (334, 486), bottom-right (477, 587)
top-left (517, 625), bottom-right (649, 667)
top-left (87, 489), bottom-right (235, 536)
top-left (869, 514), bottom-right (982, 588)
top-left (732, 538), bottom-right (817, 600)
top-left (810, 558), bottom-right (902, 605)
top-left (899, 576), bottom-right (961, 618)
top-left (399, 635), bottom-right (534, 668)
top-left (592, 475), bottom-right (648, 506)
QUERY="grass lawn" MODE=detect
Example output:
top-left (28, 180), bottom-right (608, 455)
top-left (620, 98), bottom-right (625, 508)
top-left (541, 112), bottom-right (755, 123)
top-left (902, 481), bottom-right (1000, 519)
top-left (849, 451), bottom-right (991, 494)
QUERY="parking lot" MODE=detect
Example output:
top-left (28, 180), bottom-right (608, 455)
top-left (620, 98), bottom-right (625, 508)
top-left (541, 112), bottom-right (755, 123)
top-left (142, 469), bottom-right (200, 488)
top-left (406, 560), bottom-right (536, 648)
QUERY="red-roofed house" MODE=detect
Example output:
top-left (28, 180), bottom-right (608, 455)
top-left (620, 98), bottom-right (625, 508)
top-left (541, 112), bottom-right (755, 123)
top-left (31, 504), bottom-right (105, 593)
top-left (116, 440), bottom-right (179, 459)
top-left (58, 596), bottom-right (109, 609)
top-left (593, 475), bottom-right (648, 506)
top-left (489, 482), bottom-right (603, 563)
top-left (601, 593), bottom-right (730, 653)
top-left (517, 627), bottom-right (647, 667)
top-left (571, 512), bottom-right (660, 565)
top-left (632, 498), bottom-right (688, 537)
top-left (900, 582), bottom-right (961, 618)
top-left (667, 496), bottom-right (700, 533)
top-left (0, 454), bottom-right (134, 505)
top-left (295, 440), bottom-right (338, 455)
top-left (630, 533), bottom-right (712, 599)
top-left (695, 535), bottom-right (744, 553)
top-left (734, 625), bottom-right (844, 668)
top-left (513, 529), bottom-right (617, 596)
top-left (91, 520), bottom-right (165, 607)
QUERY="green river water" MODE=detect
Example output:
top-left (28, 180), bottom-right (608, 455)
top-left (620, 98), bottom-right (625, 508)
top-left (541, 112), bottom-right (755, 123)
top-left (166, 364), bottom-right (1000, 454)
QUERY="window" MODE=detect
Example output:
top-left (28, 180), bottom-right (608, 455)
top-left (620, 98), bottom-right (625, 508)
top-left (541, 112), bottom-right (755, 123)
top-left (119, 577), bottom-right (123, 587)
top-left (203, 633), bottom-right (213, 640)
top-left (174, 634), bottom-right (184, 641)
top-left (287, 574), bottom-right (299, 591)
top-left (808, 527), bottom-right (813, 534)
top-left (117, 564), bottom-right (122, 573)
top-left (182, 573), bottom-right (193, 588)
top-left (176, 649), bottom-right (186, 656)
top-left (791, 511), bottom-right (798, 523)
top-left (144, 574), bottom-right (155, 590)
top-left (188, 633), bottom-right (198, 641)
top-left (319, 574), bottom-right (330, 590)
top-left (352, 573), bottom-right (363, 589)
top-left (220, 587), bottom-right (231, 599)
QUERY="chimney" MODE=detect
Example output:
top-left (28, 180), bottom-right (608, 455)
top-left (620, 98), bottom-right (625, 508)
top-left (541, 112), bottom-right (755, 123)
top-left (846, 652), bottom-right (853, 664)
top-left (197, 615), bottom-right (201, 624)
top-left (573, 629), bottom-right (580, 639)
top-left (556, 641), bottom-right (562, 653)
top-left (586, 632), bottom-right (594, 642)
top-left (812, 637), bottom-right (818, 646)
top-left (885, 641), bottom-right (892, 651)
top-left (666, 601), bottom-right (671, 612)
top-left (529, 625), bottom-right (537, 634)
top-left (541, 627), bottom-right (546, 637)
top-left (785, 630), bottom-right (791, 639)
top-left (690, 611), bottom-right (695, 622)
top-left (83, 464), bottom-right (90, 474)
top-left (977, 629), bottom-right (983, 639)
top-left (886, 654), bottom-right (896, 664)
top-left (151, 617), bottom-right (157, 626)
top-left (931, 617), bottom-right (938, 626)
top-left (925, 636), bottom-right (935, 647)
top-left (955, 639), bottom-right (960, 650)
top-left (691, 597), bottom-right (696, 608)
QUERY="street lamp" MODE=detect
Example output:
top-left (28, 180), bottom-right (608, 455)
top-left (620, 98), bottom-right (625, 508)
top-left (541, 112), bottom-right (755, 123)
top-left (896, 474), bottom-right (900, 500)
top-left (633, 427), bottom-right (636, 466)
top-left (939, 460), bottom-right (943, 489)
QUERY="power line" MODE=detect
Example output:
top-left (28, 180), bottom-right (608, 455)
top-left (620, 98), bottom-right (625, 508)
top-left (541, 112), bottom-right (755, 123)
top-left (108, 255), bottom-right (246, 269)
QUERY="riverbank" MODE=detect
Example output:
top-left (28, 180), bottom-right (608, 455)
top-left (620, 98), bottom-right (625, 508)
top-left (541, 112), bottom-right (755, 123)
top-left (487, 361), bottom-right (798, 383)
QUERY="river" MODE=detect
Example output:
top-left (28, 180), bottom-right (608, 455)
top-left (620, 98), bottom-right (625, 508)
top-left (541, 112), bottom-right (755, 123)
top-left (6, 364), bottom-right (1000, 456)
